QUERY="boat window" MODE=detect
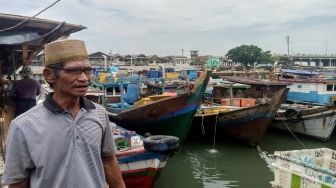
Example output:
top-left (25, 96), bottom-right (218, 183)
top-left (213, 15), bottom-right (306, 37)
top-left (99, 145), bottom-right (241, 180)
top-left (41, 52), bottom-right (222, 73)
top-left (256, 87), bottom-right (261, 92)
top-left (334, 85), bottom-right (336, 91)
top-left (327, 84), bottom-right (333, 91)
top-left (297, 85), bottom-right (302, 89)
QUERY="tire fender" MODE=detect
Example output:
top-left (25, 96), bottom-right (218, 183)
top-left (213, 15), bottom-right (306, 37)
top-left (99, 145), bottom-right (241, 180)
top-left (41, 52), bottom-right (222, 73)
top-left (143, 135), bottom-right (180, 153)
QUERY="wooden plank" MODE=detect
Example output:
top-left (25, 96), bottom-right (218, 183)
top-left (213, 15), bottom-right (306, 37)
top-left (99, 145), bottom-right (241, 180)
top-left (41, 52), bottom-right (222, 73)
top-left (22, 44), bottom-right (29, 66)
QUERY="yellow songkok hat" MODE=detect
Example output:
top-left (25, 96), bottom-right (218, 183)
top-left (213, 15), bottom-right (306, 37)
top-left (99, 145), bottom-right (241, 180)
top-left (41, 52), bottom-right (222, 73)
top-left (44, 39), bottom-right (88, 66)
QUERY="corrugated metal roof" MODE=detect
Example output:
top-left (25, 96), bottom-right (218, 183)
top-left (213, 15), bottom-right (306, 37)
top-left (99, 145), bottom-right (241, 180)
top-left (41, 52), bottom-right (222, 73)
top-left (0, 13), bottom-right (86, 45)
top-left (222, 76), bottom-right (291, 86)
top-left (0, 13), bottom-right (86, 75)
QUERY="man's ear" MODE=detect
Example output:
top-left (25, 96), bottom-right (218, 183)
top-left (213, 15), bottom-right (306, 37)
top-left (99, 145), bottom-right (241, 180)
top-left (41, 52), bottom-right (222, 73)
top-left (43, 68), bottom-right (56, 84)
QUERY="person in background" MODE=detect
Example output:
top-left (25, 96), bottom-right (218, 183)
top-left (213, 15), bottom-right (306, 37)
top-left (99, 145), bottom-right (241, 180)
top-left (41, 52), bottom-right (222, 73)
top-left (9, 66), bottom-right (41, 117)
top-left (3, 75), bottom-right (13, 94)
top-left (2, 39), bottom-right (125, 188)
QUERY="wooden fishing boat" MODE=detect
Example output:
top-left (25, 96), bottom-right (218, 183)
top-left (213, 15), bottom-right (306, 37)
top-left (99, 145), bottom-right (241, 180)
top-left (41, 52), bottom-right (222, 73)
top-left (221, 76), bottom-right (290, 99)
top-left (90, 72), bottom-right (142, 108)
top-left (143, 66), bottom-right (198, 96)
top-left (144, 79), bottom-right (194, 96)
top-left (108, 70), bottom-right (212, 142)
top-left (191, 88), bottom-right (288, 146)
top-left (114, 126), bottom-right (179, 188)
top-left (272, 104), bottom-right (336, 141)
top-left (118, 147), bottom-right (171, 188)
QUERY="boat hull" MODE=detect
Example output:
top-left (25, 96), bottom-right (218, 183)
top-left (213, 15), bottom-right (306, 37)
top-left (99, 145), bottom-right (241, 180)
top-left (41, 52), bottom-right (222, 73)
top-left (272, 106), bottom-right (336, 141)
top-left (192, 88), bottom-right (288, 146)
top-left (117, 148), bottom-right (169, 188)
top-left (109, 70), bottom-right (211, 142)
top-left (192, 107), bottom-right (273, 146)
top-left (113, 102), bottom-right (197, 142)
top-left (218, 116), bottom-right (272, 146)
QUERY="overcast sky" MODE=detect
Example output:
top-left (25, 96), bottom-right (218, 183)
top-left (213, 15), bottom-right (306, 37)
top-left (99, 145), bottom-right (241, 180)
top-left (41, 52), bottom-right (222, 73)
top-left (1, 0), bottom-right (336, 56)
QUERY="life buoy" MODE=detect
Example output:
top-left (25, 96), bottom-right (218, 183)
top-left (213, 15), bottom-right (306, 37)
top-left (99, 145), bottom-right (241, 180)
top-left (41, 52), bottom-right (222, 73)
top-left (284, 108), bottom-right (302, 123)
top-left (285, 108), bottom-right (300, 118)
top-left (143, 135), bottom-right (180, 153)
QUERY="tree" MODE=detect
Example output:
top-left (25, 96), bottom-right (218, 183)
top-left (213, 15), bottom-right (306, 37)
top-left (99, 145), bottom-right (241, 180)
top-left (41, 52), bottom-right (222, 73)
top-left (226, 45), bottom-right (262, 67)
top-left (277, 55), bottom-right (293, 68)
top-left (259, 50), bottom-right (273, 64)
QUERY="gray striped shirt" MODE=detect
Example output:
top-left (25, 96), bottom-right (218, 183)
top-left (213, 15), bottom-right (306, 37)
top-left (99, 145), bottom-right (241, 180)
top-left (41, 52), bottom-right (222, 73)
top-left (2, 95), bottom-right (115, 188)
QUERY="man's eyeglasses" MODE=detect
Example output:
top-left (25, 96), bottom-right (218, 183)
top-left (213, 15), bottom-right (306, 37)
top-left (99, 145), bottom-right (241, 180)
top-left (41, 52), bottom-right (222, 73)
top-left (49, 67), bottom-right (93, 77)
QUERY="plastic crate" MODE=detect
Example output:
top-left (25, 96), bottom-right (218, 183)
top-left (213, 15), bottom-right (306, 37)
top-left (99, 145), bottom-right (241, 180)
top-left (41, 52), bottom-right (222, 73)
top-left (231, 98), bottom-right (241, 107)
top-left (271, 148), bottom-right (336, 188)
top-left (165, 72), bottom-right (179, 79)
top-left (220, 98), bottom-right (230, 106)
top-left (240, 98), bottom-right (256, 107)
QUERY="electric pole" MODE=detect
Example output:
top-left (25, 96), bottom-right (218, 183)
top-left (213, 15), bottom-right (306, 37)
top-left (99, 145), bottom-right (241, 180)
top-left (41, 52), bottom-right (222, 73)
top-left (286, 35), bottom-right (290, 57)
top-left (286, 35), bottom-right (290, 66)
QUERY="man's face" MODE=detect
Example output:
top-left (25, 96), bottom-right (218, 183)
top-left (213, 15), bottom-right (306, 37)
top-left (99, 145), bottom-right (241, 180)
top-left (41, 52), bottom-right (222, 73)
top-left (53, 59), bottom-right (92, 97)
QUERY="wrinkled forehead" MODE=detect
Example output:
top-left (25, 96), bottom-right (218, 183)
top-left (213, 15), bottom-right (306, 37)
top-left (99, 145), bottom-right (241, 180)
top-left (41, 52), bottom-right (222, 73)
top-left (63, 59), bottom-right (91, 67)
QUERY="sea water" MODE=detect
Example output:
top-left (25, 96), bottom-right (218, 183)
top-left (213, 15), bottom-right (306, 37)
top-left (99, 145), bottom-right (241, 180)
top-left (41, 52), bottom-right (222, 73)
top-left (155, 128), bottom-right (336, 188)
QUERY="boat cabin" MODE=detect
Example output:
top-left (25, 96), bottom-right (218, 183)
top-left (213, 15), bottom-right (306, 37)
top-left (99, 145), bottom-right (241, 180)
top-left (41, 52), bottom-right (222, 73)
top-left (274, 69), bottom-right (336, 105)
top-left (222, 76), bottom-right (290, 98)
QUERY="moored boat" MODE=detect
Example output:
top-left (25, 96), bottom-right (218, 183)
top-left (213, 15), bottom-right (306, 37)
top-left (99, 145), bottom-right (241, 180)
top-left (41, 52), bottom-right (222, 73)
top-left (108, 70), bottom-right (212, 142)
top-left (191, 88), bottom-right (288, 146)
top-left (90, 71), bottom-right (142, 110)
top-left (114, 126), bottom-right (179, 188)
top-left (272, 104), bottom-right (336, 141)
top-left (272, 68), bottom-right (336, 106)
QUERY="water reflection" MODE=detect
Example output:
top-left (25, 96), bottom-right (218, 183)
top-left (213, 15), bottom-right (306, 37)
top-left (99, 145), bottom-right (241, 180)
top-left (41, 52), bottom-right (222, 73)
top-left (203, 180), bottom-right (239, 188)
top-left (185, 148), bottom-right (238, 187)
top-left (207, 148), bottom-right (219, 154)
top-left (155, 129), bottom-right (336, 188)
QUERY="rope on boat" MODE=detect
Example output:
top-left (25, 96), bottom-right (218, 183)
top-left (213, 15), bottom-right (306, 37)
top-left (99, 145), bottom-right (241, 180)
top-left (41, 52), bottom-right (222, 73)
top-left (212, 110), bottom-right (219, 148)
top-left (267, 91), bottom-right (306, 149)
top-left (201, 115), bottom-right (206, 135)
top-left (276, 110), bottom-right (307, 149)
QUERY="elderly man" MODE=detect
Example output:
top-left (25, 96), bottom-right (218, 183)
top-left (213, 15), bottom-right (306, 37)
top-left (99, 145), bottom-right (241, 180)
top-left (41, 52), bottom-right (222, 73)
top-left (3, 39), bottom-right (126, 188)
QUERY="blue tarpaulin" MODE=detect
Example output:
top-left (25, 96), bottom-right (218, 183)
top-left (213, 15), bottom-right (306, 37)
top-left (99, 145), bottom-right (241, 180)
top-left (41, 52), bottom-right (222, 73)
top-left (281, 69), bottom-right (318, 75)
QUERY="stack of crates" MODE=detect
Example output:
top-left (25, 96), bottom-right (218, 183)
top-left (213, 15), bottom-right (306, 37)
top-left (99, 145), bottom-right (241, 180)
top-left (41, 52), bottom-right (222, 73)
top-left (271, 148), bottom-right (336, 188)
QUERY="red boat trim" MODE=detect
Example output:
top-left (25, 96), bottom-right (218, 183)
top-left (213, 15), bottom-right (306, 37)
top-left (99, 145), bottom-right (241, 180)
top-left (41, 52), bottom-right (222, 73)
top-left (122, 167), bottom-right (164, 177)
top-left (116, 147), bottom-right (146, 157)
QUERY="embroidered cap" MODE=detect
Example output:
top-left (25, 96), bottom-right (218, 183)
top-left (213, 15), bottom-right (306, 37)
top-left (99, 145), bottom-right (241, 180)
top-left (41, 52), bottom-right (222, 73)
top-left (44, 39), bottom-right (88, 66)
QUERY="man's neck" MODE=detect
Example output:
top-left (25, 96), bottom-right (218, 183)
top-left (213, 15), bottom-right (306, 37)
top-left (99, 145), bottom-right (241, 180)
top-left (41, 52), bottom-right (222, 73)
top-left (52, 93), bottom-right (81, 118)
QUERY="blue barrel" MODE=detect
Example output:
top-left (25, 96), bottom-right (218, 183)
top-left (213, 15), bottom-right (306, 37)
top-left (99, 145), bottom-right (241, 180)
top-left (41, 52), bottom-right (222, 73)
top-left (148, 70), bottom-right (159, 78)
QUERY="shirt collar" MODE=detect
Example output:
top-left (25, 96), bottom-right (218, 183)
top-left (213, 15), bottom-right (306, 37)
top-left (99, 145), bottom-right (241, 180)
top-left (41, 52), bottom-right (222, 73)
top-left (43, 93), bottom-right (96, 113)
